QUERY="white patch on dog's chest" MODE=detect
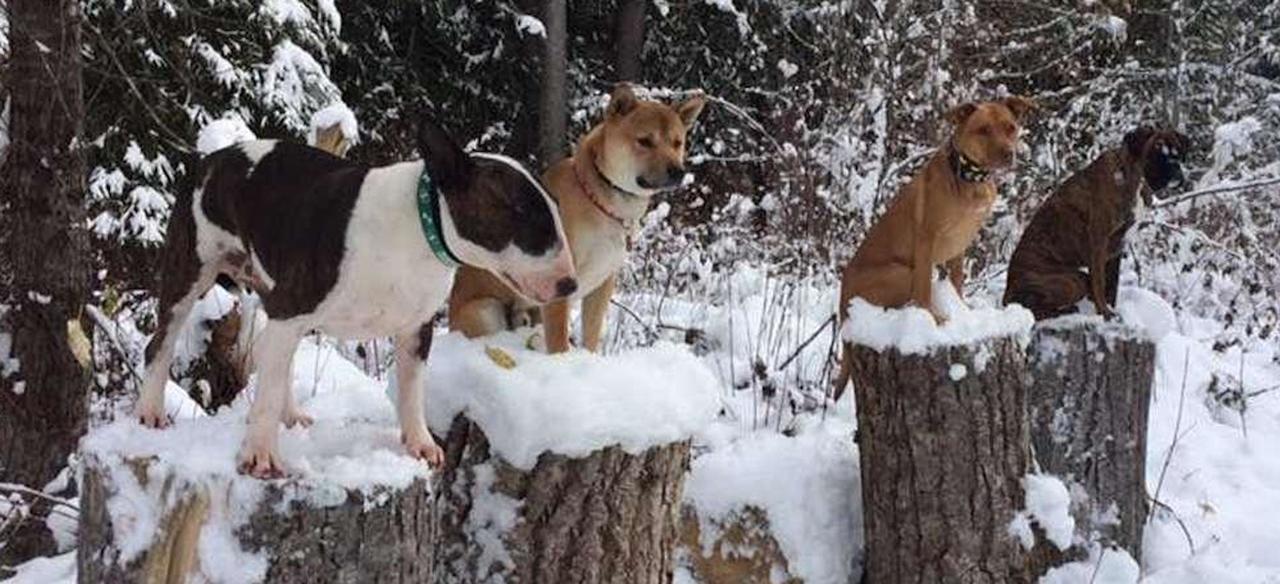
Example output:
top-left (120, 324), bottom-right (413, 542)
top-left (570, 225), bottom-right (630, 298)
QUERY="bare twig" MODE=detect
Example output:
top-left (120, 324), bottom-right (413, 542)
top-left (775, 313), bottom-right (836, 372)
top-left (1152, 176), bottom-right (1280, 209)
top-left (1149, 347), bottom-right (1191, 524)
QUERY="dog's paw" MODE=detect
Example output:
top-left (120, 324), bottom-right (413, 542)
top-left (282, 408), bottom-right (314, 429)
top-left (237, 441), bottom-right (287, 479)
top-left (135, 401), bottom-right (170, 429)
top-left (402, 429), bottom-right (444, 468)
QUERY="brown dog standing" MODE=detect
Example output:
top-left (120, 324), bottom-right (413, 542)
top-left (449, 84), bottom-right (705, 352)
top-left (1003, 127), bottom-right (1189, 320)
top-left (832, 97), bottom-right (1035, 399)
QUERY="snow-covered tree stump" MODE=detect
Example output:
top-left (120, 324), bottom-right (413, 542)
top-left (77, 357), bottom-right (438, 584)
top-left (844, 297), bottom-right (1036, 584)
top-left (1027, 318), bottom-right (1155, 560)
top-left (421, 333), bottom-right (720, 584)
top-left (78, 454), bottom-right (435, 583)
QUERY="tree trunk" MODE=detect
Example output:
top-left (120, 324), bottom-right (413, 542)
top-left (1027, 319), bottom-right (1154, 560)
top-left (436, 415), bottom-right (690, 584)
top-left (0, 0), bottom-right (89, 564)
top-left (614, 0), bottom-right (646, 82)
top-left (537, 0), bottom-right (568, 167)
top-left (77, 453), bottom-right (437, 583)
top-left (850, 336), bottom-right (1033, 584)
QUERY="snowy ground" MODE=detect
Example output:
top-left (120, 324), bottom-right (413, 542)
top-left (6, 268), bottom-right (1280, 583)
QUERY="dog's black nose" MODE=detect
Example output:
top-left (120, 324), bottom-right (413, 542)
top-left (555, 277), bottom-right (578, 298)
top-left (664, 165), bottom-right (686, 186)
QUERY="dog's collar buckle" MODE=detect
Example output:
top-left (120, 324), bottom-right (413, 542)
top-left (416, 168), bottom-right (463, 268)
top-left (950, 145), bottom-right (991, 183)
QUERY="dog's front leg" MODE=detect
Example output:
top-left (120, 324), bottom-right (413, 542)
top-left (1089, 245), bottom-right (1116, 319)
top-left (580, 275), bottom-right (615, 352)
top-left (394, 323), bottom-right (443, 467)
top-left (945, 256), bottom-right (967, 299)
top-left (912, 234), bottom-right (942, 322)
top-left (1104, 254), bottom-right (1121, 309)
top-left (237, 321), bottom-right (301, 478)
top-left (541, 299), bottom-right (572, 354)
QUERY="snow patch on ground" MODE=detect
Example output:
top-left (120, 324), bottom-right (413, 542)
top-left (684, 411), bottom-right (862, 583)
top-left (416, 332), bottom-right (721, 469)
top-left (845, 280), bottom-right (1034, 354)
top-left (1040, 544), bottom-right (1140, 584)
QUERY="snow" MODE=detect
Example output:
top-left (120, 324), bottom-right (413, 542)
top-left (4, 551), bottom-right (75, 584)
top-left (1040, 544), bottom-right (1140, 584)
top-left (463, 463), bottom-right (520, 575)
top-left (197, 117), bottom-right (257, 155)
top-left (844, 279), bottom-right (1035, 354)
top-left (513, 14), bottom-right (545, 37)
top-left (684, 411), bottom-right (861, 583)
top-left (415, 332), bottom-right (721, 469)
top-left (307, 102), bottom-right (358, 146)
top-left (1010, 473), bottom-right (1075, 551)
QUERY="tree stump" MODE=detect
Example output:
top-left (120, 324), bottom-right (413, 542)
top-left (850, 332), bottom-right (1032, 583)
top-left (435, 415), bottom-right (691, 584)
top-left (78, 442), bottom-right (436, 583)
top-left (1026, 318), bottom-right (1154, 560)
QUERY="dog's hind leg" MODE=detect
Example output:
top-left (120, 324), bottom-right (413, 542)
top-left (138, 187), bottom-right (219, 428)
top-left (1013, 271), bottom-right (1090, 320)
top-left (449, 297), bottom-right (509, 339)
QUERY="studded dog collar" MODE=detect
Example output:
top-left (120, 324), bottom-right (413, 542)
top-left (950, 144), bottom-right (991, 183)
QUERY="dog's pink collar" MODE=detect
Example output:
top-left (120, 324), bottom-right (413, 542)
top-left (574, 159), bottom-right (634, 232)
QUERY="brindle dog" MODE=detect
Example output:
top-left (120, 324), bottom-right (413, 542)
top-left (1003, 127), bottom-right (1190, 320)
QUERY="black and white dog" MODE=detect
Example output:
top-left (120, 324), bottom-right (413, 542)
top-left (138, 118), bottom-right (577, 478)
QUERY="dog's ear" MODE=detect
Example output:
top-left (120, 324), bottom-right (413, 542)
top-left (607, 83), bottom-right (638, 119)
top-left (946, 102), bottom-right (978, 126)
top-left (1002, 96), bottom-right (1037, 120)
top-left (417, 116), bottom-right (472, 192)
top-left (676, 92), bottom-right (707, 129)
top-left (1124, 126), bottom-right (1157, 157)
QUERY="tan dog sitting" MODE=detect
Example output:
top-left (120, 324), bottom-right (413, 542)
top-left (449, 84), bottom-right (705, 352)
top-left (832, 97), bottom-right (1035, 399)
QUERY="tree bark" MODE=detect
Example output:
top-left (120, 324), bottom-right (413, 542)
top-left (614, 0), bottom-right (646, 82)
top-left (537, 0), bottom-right (568, 167)
top-left (677, 505), bottom-right (798, 584)
top-left (1027, 319), bottom-right (1154, 560)
top-left (0, 0), bottom-right (89, 564)
top-left (77, 454), bottom-right (437, 583)
top-left (436, 415), bottom-right (690, 584)
top-left (850, 336), bottom-right (1033, 584)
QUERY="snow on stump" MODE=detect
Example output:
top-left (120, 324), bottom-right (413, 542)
top-left (844, 294), bottom-right (1036, 584)
top-left (78, 347), bottom-right (437, 584)
top-left (421, 333), bottom-right (720, 583)
top-left (1026, 317), bottom-right (1155, 560)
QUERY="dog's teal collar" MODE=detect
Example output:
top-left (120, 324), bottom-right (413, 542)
top-left (416, 167), bottom-right (462, 268)
top-left (950, 144), bottom-right (991, 183)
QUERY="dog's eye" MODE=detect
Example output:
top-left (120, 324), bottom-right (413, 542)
top-left (638, 136), bottom-right (655, 148)
top-left (674, 139), bottom-right (684, 150)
